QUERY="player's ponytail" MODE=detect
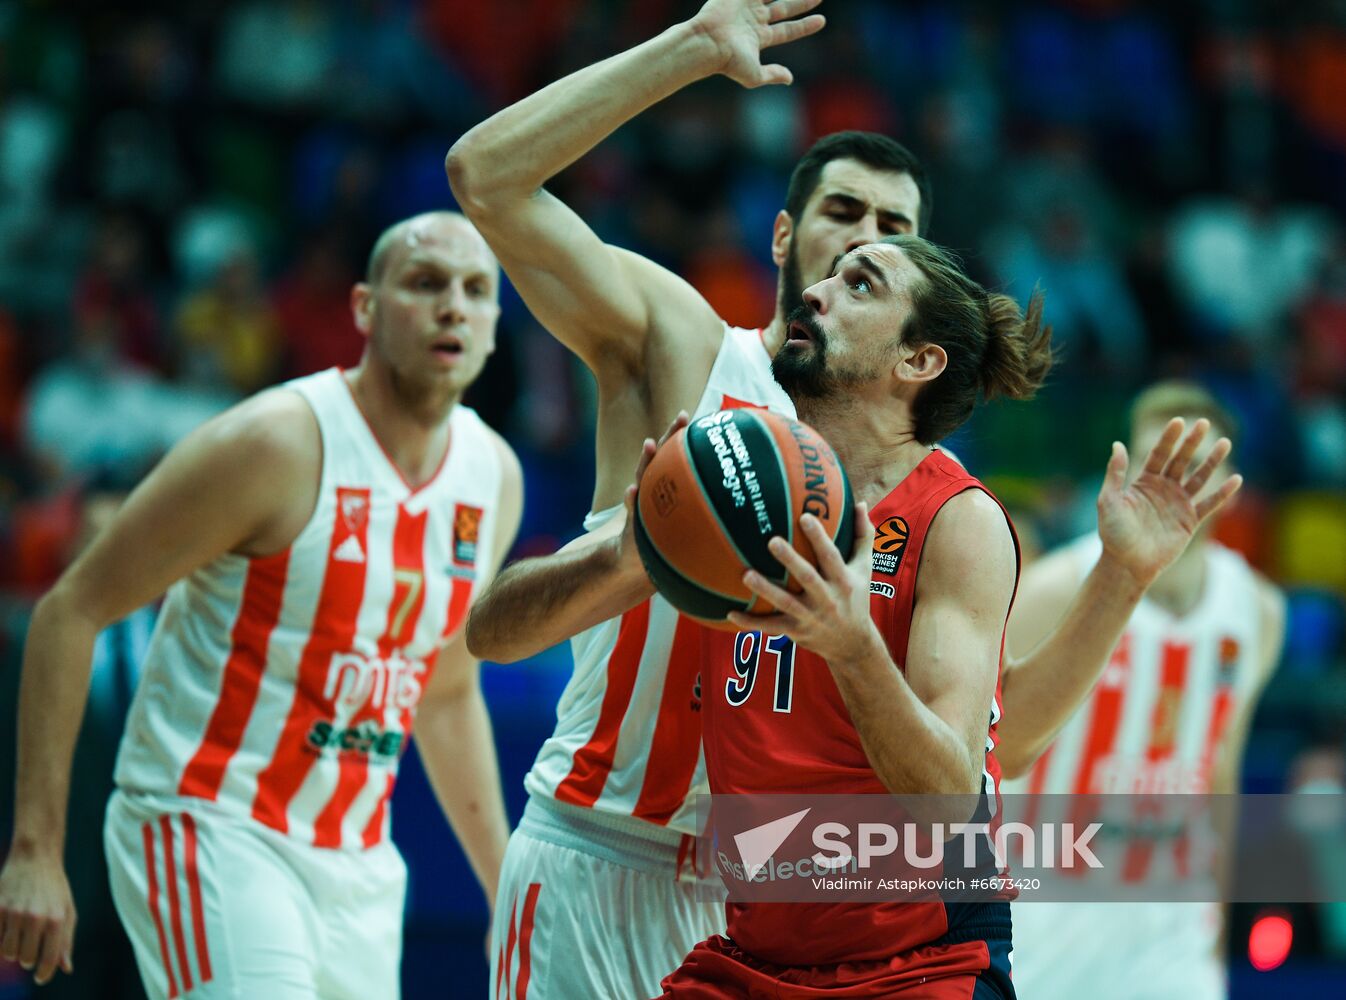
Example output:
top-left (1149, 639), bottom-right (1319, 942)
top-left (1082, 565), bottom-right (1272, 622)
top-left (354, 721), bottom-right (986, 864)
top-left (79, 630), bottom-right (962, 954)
top-left (979, 289), bottom-right (1052, 402)
top-left (882, 234), bottom-right (1055, 444)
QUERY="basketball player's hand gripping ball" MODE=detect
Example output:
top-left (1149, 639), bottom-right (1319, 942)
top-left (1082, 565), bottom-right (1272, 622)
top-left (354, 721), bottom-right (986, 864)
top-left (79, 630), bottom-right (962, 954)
top-left (633, 408), bottom-right (856, 630)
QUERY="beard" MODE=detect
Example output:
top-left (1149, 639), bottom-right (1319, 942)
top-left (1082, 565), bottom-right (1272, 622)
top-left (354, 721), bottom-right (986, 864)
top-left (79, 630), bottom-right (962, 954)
top-left (774, 243), bottom-right (832, 398)
top-left (771, 306), bottom-right (833, 398)
top-left (778, 236), bottom-right (806, 322)
top-left (772, 305), bottom-right (883, 402)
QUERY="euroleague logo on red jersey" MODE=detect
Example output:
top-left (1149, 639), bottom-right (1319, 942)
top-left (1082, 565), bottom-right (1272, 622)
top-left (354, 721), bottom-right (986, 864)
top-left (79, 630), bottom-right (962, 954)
top-left (871, 516), bottom-right (909, 576)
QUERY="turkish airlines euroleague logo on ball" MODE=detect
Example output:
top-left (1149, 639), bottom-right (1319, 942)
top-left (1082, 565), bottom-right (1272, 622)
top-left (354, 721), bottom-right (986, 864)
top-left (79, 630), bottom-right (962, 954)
top-left (872, 516), bottom-right (909, 576)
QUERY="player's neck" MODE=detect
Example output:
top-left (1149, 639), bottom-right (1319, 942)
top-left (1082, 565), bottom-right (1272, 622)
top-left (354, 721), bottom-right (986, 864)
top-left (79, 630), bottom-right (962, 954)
top-left (344, 364), bottom-right (458, 488)
top-left (795, 397), bottom-right (929, 508)
top-left (1145, 535), bottom-right (1209, 617)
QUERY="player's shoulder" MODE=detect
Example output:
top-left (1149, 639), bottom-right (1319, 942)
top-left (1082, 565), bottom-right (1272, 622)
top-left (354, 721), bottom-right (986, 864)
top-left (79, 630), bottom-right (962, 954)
top-left (205, 387), bottom-right (319, 460)
top-left (1244, 567), bottom-right (1288, 685)
top-left (923, 489), bottom-right (1016, 583)
top-left (98, 386), bottom-right (321, 563)
top-left (934, 488), bottom-right (1013, 542)
top-left (451, 406), bottom-right (523, 508)
top-left (194, 387), bottom-right (320, 472)
top-left (1208, 542), bottom-right (1283, 614)
top-left (450, 403), bottom-right (514, 462)
top-left (1201, 543), bottom-right (1285, 679)
top-left (1251, 567), bottom-right (1287, 634)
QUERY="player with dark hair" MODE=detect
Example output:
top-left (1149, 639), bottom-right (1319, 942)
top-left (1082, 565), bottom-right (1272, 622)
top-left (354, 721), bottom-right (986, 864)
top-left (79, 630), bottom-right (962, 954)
top-left (649, 237), bottom-right (1236, 997)
top-left (775, 130), bottom-right (933, 325)
top-left (656, 230), bottom-right (1044, 996)
top-left (0, 212), bottom-right (522, 997)
top-left (449, 1), bottom-right (1237, 995)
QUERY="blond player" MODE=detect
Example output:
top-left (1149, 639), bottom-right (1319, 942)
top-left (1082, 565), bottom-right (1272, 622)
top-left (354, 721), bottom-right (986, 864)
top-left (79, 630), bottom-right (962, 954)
top-left (448, 2), bottom-right (1240, 997)
top-left (0, 212), bottom-right (522, 998)
top-left (1000, 382), bottom-right (1285, 999)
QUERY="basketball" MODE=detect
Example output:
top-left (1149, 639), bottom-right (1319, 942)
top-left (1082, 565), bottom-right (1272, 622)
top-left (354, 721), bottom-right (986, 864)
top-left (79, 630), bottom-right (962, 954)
top-left (633, 408), bottom-right (855, 628)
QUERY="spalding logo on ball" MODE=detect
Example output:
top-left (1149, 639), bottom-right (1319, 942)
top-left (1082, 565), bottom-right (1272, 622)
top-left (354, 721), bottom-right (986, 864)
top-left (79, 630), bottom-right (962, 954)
top-left (634, 408), bottom-right (854, 629)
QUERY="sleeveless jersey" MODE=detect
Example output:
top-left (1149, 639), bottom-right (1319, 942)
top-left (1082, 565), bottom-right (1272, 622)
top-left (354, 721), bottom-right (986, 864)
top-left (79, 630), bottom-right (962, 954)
top-left (1006, 535), bottom-right (1263, 801)
top-left (114, 368), bottom-right (503, 850)
top-left (1005, 536), bottom-right (1263, 999)
top-left (701, 450), bottom-right (1016, 966)
top-left (524, 326), bottom-right (794, 835)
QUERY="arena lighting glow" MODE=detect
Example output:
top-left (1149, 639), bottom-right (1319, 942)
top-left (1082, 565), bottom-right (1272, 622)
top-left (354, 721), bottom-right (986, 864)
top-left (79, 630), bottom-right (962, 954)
top-left (1248, 912), bottom-right (1293, 972)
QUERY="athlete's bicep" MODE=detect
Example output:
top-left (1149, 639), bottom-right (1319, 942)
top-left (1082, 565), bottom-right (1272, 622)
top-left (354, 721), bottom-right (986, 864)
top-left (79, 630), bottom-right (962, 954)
top-left (53, 393), bottom-right (318, 628)
top-left (467, 189), bottom-right (722, 374)
top-left (905, 493), bottom-right (1017, 764)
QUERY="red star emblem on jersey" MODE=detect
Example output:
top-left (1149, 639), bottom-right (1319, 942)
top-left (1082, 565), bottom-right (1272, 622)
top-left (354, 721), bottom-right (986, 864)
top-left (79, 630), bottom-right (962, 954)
top-left (719, 394), bottom-right (764, 410)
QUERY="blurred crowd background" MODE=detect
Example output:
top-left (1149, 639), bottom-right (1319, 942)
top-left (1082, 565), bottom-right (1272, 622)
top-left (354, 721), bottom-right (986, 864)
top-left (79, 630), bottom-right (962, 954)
top-left (1, 0), bottom-right (1345, 996)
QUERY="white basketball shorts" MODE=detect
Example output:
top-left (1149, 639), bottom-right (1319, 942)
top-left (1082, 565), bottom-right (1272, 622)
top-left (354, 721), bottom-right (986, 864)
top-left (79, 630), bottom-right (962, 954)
top-left (1010, 900), bottom-right (1226, 1000)
top-left (104, 789), bottom-right (406, 1000)
top-left (491, 796), bottom-right (724, 1000)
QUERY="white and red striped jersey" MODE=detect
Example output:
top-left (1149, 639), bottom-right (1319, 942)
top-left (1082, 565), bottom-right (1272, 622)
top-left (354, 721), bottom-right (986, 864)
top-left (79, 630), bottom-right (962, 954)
top-left (524, 325), bottom-right (794, 834)
top-left (1007, 534), bottom-right (1264, 999)
top-left (114, 368), bottom-right (503, 850)
top-left (1007, 534), bottom-right (1263, 801)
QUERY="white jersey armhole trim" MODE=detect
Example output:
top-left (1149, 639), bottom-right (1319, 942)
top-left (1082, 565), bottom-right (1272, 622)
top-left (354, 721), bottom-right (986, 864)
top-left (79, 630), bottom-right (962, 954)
top-left (271, 378), bottom-right (332, 549)
top-left (583, 502), bottom-right (624, 534)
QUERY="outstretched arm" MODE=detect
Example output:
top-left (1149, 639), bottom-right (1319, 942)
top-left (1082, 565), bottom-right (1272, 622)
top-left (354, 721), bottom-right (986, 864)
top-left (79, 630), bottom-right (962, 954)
top-left (447, 0), bottom-right (825, 508)
top-left (466, 417), bottom-right (687, 663)
top-left (466, 511), bottom-right (653, 664)
top-left (447, 0), bottom-right (824, 356)
top-left (997, 418), bottom-right (1243, 778)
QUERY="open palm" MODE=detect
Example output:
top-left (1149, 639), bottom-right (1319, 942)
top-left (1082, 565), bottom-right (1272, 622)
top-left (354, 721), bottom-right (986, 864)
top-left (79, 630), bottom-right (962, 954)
top-left (1097, 418), bottom-right (1242, 587)
top-left (693, 0), bottom-right (826, 88)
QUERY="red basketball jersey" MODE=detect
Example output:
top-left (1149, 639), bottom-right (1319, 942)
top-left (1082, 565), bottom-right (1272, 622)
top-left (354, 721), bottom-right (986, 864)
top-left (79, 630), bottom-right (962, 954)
top-left (700, 450), bottom-right (1016, 966)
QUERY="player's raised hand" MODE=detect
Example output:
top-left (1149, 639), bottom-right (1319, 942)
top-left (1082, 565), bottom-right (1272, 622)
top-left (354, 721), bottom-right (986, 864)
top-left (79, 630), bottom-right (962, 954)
top-left (0, 849), bottom-right (76, 985)
top-left (691, 0), bottom-right (826, 89)
top-left (728, 503), bottom-right (882, 665)
top-left (1096, 417), bottom-right (1242, 587)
